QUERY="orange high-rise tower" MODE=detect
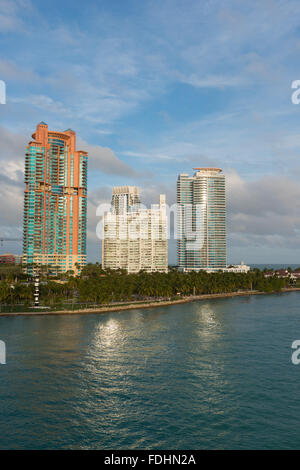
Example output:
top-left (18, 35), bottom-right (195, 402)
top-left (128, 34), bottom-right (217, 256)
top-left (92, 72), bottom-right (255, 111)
top-left (23, 122), bottom-right (88, 275)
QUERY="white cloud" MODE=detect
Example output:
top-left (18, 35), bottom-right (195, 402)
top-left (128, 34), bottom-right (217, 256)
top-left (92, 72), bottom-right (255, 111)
top-left (227, 170), bottom-right (300, 252)
top-left (77, 138), bottom-right (137, 177)
top-left (0, 59), bottom-right (36, 82)
top-left (0, 0), bottom-right (33, 33)
top-left (11, 95), bottom-right (69, 115)
top-left (180, 74), bottom-right (246, 89)
top-left (121, 150), bottom-right (172, 160)
top-left (0, 126), bottom-right (26, 181)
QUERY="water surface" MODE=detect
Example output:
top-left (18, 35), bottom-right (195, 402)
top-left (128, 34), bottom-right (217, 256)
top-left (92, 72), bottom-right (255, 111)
top-left (0, 292), bottom-right (300, 449)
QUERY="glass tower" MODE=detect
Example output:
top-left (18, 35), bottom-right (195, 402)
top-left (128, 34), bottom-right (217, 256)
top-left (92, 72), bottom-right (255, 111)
top-left (23, 122), bottom-right (88, 275)
top-left (177, 168), bottom-right (226, 271)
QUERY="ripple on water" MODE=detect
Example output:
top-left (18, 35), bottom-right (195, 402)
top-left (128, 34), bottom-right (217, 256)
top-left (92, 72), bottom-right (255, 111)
top-left (0, 293), bottom-right (300, 449)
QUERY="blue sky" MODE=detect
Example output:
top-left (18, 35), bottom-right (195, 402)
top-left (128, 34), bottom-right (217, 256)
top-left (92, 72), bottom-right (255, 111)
top-left (1, 0), bottom-right (300, 263)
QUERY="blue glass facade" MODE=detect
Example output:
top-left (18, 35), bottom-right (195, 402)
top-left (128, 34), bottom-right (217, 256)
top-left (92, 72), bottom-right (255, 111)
top-left (177, 169), bottom-right (226, 271)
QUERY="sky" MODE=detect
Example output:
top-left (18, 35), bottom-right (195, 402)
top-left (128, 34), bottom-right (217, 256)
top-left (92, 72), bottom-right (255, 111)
top-left (1, 0), bottom-right (300, 264)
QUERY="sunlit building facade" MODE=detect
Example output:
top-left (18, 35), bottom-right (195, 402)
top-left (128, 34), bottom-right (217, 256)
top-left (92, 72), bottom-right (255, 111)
top-left (102, 187), bottom-right (168, 273)
top-left (23, 122), bottom-right (88, 275)
top-left (177, 168), bottom-right (226, 272)
top-left (111, 185), bottom-right (141, 215)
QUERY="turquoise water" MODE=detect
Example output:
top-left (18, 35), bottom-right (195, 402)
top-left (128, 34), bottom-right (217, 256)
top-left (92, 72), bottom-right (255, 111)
top-left (1, 292), bottom-right (300, 450)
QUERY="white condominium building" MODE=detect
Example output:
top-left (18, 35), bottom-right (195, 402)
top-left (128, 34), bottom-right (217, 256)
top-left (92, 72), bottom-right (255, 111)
top-left (177, 168), bottom-right (226, 272)
top-left (111, 185), bottom-right (141, 214)
top-left (102, 187), bottom-right (168, 273)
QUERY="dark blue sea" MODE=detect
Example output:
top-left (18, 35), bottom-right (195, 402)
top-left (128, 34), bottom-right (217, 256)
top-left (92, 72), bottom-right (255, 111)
top-left (249, 264), bottom-right (300, 270)
top-left (1, 292), bottom-right (300, 450)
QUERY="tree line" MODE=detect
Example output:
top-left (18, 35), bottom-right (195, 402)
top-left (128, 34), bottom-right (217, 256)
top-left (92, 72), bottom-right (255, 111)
top-left (0, 263), bottom-right (291, 310)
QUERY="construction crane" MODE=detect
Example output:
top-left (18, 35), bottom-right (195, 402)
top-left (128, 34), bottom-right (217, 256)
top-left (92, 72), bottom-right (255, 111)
top-left (0, 238), bottom-right (22, 248)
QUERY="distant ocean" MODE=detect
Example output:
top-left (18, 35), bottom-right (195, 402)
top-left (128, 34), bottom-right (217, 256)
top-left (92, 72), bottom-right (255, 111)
top-left (1, 291), bottom-right (300, 449)
top-left (249, 264), bottom-right (300, 270)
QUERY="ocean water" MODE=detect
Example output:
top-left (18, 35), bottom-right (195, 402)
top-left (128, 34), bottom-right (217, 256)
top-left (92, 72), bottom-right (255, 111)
top-left (1, 292), bottom-right (300, 450)
top-left (249, 263), bottom-right (300, 270)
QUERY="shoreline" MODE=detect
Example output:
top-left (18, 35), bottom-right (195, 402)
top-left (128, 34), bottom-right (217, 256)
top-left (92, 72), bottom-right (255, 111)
top-left (0, 287), bottom-right (299, 317)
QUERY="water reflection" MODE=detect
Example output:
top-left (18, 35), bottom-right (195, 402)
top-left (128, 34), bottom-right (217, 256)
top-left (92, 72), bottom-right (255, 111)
top-left (197, 302), bottom-right (221, 330)
top-left (1, 293), bottom-right (300, 449)
top-left (92, 318), bottom-right (123, 350)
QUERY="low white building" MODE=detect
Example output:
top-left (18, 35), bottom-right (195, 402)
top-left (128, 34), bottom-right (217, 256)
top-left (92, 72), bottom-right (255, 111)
top-left (182, 261), bottom-right (251, 274)
top-left (223, 261), bottom-right (250, 273)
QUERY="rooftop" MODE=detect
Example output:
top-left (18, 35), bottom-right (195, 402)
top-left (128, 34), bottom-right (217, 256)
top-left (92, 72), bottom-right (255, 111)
top-left (193, 168), bottom-right (222, 172)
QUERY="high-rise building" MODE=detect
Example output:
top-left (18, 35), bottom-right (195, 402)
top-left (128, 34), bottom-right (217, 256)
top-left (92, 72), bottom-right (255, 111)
top-left (111, 186), bottom-right (141, 214)
top-left (102, 187), bottom-right (168, 273)
top-left (177, 168), bottom-right (226, 272)
top-left (23, 122), bottom-right (88, 275)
